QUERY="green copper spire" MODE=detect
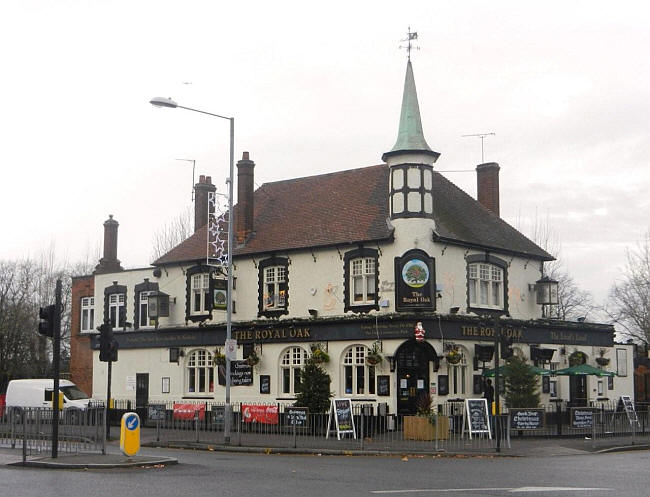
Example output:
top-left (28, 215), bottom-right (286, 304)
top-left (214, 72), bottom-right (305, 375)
top-left (383, 60), bottom-right (439, 162)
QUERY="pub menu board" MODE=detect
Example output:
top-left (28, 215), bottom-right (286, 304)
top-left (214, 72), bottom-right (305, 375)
top-left (326, 398), bottom-right (356, 440)
top-left (286, 407), bottom-right (308, 427)
top-left (465, 398), bottom-right (490, 438)
top-left (260, 375), bottom-right (271, 394)
top-left (570, 408), bottom-right (594, 429)
top-left (620, 395), bottom-right (639, 426)
top-left (377, 375), bottom-right (390, 396)
top-left (218, 360), bottom-right (253, 386)
top-left (510, 409), bottom-right (545, 430)
top-left (147, 404), bottom-right (166, 421)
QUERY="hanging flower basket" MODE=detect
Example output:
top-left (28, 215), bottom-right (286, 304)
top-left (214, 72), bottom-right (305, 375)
top-left (310, 347), bottom-right (330, 364)
top-left (446, 350), bottom-right (462, 365)
top-left (569, 351), bottom-right (586, 367)
top-left (595, 357), bottom-right (610, 367)
top-left (246, 351), bottom-right (260, 366)
top-left (213, 352), bottom-right (226, 367)
top-left (366, 353), bottom-right (383, 366)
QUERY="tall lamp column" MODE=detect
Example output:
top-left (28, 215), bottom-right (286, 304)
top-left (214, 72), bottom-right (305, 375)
top-left (150, 97), bottom-right (235, 444)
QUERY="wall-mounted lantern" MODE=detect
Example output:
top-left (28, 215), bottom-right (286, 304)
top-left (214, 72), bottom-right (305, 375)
top-left (148, 290), bottom-right (170, 328)
top-left (535, 276), bottom-right (559, 306)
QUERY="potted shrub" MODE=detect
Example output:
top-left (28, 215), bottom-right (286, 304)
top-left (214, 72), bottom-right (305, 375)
top-left (366, 342), bottom-right (383, 366)
top-left (403, 392), bottom-right (449, 440)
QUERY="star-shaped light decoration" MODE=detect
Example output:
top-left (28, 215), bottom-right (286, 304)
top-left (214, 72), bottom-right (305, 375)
top-left (207, 191), bottom-right (229, 267)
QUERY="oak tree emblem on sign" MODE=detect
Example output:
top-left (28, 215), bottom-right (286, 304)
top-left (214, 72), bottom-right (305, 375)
top-left (401, 259), bottom-right (429, 288)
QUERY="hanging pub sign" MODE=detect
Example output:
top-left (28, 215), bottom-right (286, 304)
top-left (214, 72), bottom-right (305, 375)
top-left (213, 278), bottom-right (227, 310)
top-left (394, 249), bottom-right (436, 311)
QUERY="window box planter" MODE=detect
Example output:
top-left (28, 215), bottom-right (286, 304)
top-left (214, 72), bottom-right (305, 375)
top-left (403, 415), bottom-right (449, 440)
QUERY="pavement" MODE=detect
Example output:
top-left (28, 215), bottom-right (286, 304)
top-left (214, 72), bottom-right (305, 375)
top-left (1, 435), bottom-right (648, 469)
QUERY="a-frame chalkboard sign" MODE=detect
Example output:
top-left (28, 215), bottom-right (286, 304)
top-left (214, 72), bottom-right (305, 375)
top-left (620, 395), bottom-right (639, 427)
top-left (463, 398), bottom-right (491, 439)
top-left (326, 398), bottom-right (356, 440)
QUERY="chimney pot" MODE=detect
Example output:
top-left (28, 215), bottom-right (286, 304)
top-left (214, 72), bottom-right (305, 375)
top-left (242, 151), bottom-right (249, 160)
top-left (236, 152), bottom-right (255, 244)
top-left (94, 215), bottom-right (123, 274)
top-left (194, 173), bottom-right (216, 232)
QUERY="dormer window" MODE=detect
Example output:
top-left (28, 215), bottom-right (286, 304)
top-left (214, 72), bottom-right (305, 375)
top-left (258, 257), bottom-right (289, 317)
top-left (344, 248), bottom-right (379, 313)
top-left (390, 164), bottom-right (434, 219)
top-left (466, 254), bottom-right (508, 313)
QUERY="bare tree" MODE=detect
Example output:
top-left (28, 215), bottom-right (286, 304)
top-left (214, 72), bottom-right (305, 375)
top-left (0, 245), bottom-right (96, 389)
top-left (519, 210), bottom-right (593, 321)
top-left (151, 206), bottom-right (193, 261)
top-left (606, 230), bottom-right (650, 345)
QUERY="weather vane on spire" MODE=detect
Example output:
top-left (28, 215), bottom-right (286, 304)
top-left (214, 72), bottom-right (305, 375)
top-left (400, 27), bottom-right (419, 60)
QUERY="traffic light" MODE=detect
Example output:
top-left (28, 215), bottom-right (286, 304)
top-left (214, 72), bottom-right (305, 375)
top-left (99, 323), bottom-right (119, 362)
top-left (500, 333), bottom-right (514, 359)
top-left (38, 305), bottom-right (55, 337)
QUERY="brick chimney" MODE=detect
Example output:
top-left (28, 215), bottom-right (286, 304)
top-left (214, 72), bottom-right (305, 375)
top-left (94, 215), bottom-right (124, 274)
top-left (236, 151), bottom-right (255, 243)
top-left (194, 175), bottom-right (216, 232)
top-left (476, 162), bottom-right (500, 216)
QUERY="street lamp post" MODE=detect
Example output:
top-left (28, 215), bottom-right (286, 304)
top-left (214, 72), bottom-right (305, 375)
top-left (150, 97), bottom-right (235, 444)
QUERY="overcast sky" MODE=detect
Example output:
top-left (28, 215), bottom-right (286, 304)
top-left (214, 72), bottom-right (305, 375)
top-left (2, 1), bottom-right (648, 307)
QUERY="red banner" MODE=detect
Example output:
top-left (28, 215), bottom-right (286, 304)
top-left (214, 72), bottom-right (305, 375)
top-left (173, 403), bottom-right (206, 421)
top-left (241, 404), bottom-right (278, 425)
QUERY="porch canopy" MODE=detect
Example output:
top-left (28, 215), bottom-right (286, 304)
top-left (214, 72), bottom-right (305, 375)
top-left (482, 365), bottom-right (551, 377)
top-left (554, 363), bottom-right (616, 377)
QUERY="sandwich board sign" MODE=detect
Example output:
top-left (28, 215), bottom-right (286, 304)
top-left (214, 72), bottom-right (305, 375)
top-left (620, 395), bottom-right (639, 427)
top-left (326, 398), bottom-right (356, 440)
top-left (463, 398), bottom-right (491, 439)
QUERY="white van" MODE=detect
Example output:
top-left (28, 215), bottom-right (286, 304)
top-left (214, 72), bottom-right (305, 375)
top-left (5, 379), bottom-right (91, 413)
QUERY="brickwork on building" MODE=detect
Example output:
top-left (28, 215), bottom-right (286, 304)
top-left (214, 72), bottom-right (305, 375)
top-left (70, 275), bottom-right (95, 396)
top-left (476, 162), bottom-right (500, 216)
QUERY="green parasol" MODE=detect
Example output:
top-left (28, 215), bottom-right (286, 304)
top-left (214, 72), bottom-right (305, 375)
top-left (482, 365), bottom-right (551, 377)
top-left (553, 363), bottom-right (616, 377)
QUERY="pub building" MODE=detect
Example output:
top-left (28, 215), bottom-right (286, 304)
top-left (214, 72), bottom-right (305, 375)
top-left (70, 58), bottom-right (634, 416)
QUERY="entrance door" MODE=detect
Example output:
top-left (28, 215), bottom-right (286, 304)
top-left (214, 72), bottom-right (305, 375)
top-left (569, 376), bottom-right (587, 406)
top-left (396, 341), bottom-right (431, 415)
top-left (136, 373), bottom-right (149, 410)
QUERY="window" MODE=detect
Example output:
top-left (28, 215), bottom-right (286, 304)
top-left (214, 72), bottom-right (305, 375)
top-left (138, 291), bottom-right (152, 328)
top-left (109, 293), bottom-right (125, 328)
top-left (280, 347), bottom-right (306, 395)
top-left (616, 348), bottom-right (628, 377)
top-left (344, 248), bottom-right (379, 313)
top-left (258, 258), bottom-right (289, 317)
top-left (390, 164), bottom-right (434, 218)
top-left (549, 380), bottom-right (557, 398)
top-left (264, 266), bottom-right (287, 310)
top-left (466, 255), bottom-right (508, 312)
top-left (186, 349), bottom-right (214, 394)
top-left (342, 345), bottom-right (376, 396)
top-left (80, 297), bottom-right (94, 332)
top-left (191, 274), bottom-right (211, 315)
top-left (351, 258), bottom-right (376, 304)
top-left (450, 363), bottom-right (467, 395)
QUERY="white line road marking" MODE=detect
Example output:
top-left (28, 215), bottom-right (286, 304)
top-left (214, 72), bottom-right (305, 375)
top-left (371, 487), bottom-right (611, 494)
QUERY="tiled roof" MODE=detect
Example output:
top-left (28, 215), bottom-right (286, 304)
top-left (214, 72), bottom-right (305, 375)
top-left (153, 164), bottom-right (552, 265)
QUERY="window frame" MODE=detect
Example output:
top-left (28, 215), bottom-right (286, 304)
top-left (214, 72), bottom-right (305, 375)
top-left (341, 345), bottom-right (377, 396)
top-left (104, 283), bottom-right (127, 330)
top-left (185, 265), bottom-right (215, 323)
top-left (466, 254), bottom-right (508, 314)
top-left (343, 248), bottom-right (379, 313)
top-left (80, 297), bottom-right (94, 333)
top-left (390, 163), bottom-right (435, 219)
top-left (258, 257), bottom-right (289, 318)
top-left (185, 349), bottom-right (215, 396)
top-left (279, 346), bottom-right (307, 396)
top-left (133, 279), bottom-right (159, 330)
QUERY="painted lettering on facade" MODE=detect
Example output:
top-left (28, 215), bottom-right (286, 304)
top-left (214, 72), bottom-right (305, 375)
top-left (234, 328), bottom-right (311, 342)
top-left (461, 326), bottom-right (523, 340)
top-left (549, 331), bottom-right (588, 344)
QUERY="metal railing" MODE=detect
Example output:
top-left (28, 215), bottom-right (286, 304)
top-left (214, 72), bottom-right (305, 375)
top-left (0, 406), bottom-right (105, 462)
